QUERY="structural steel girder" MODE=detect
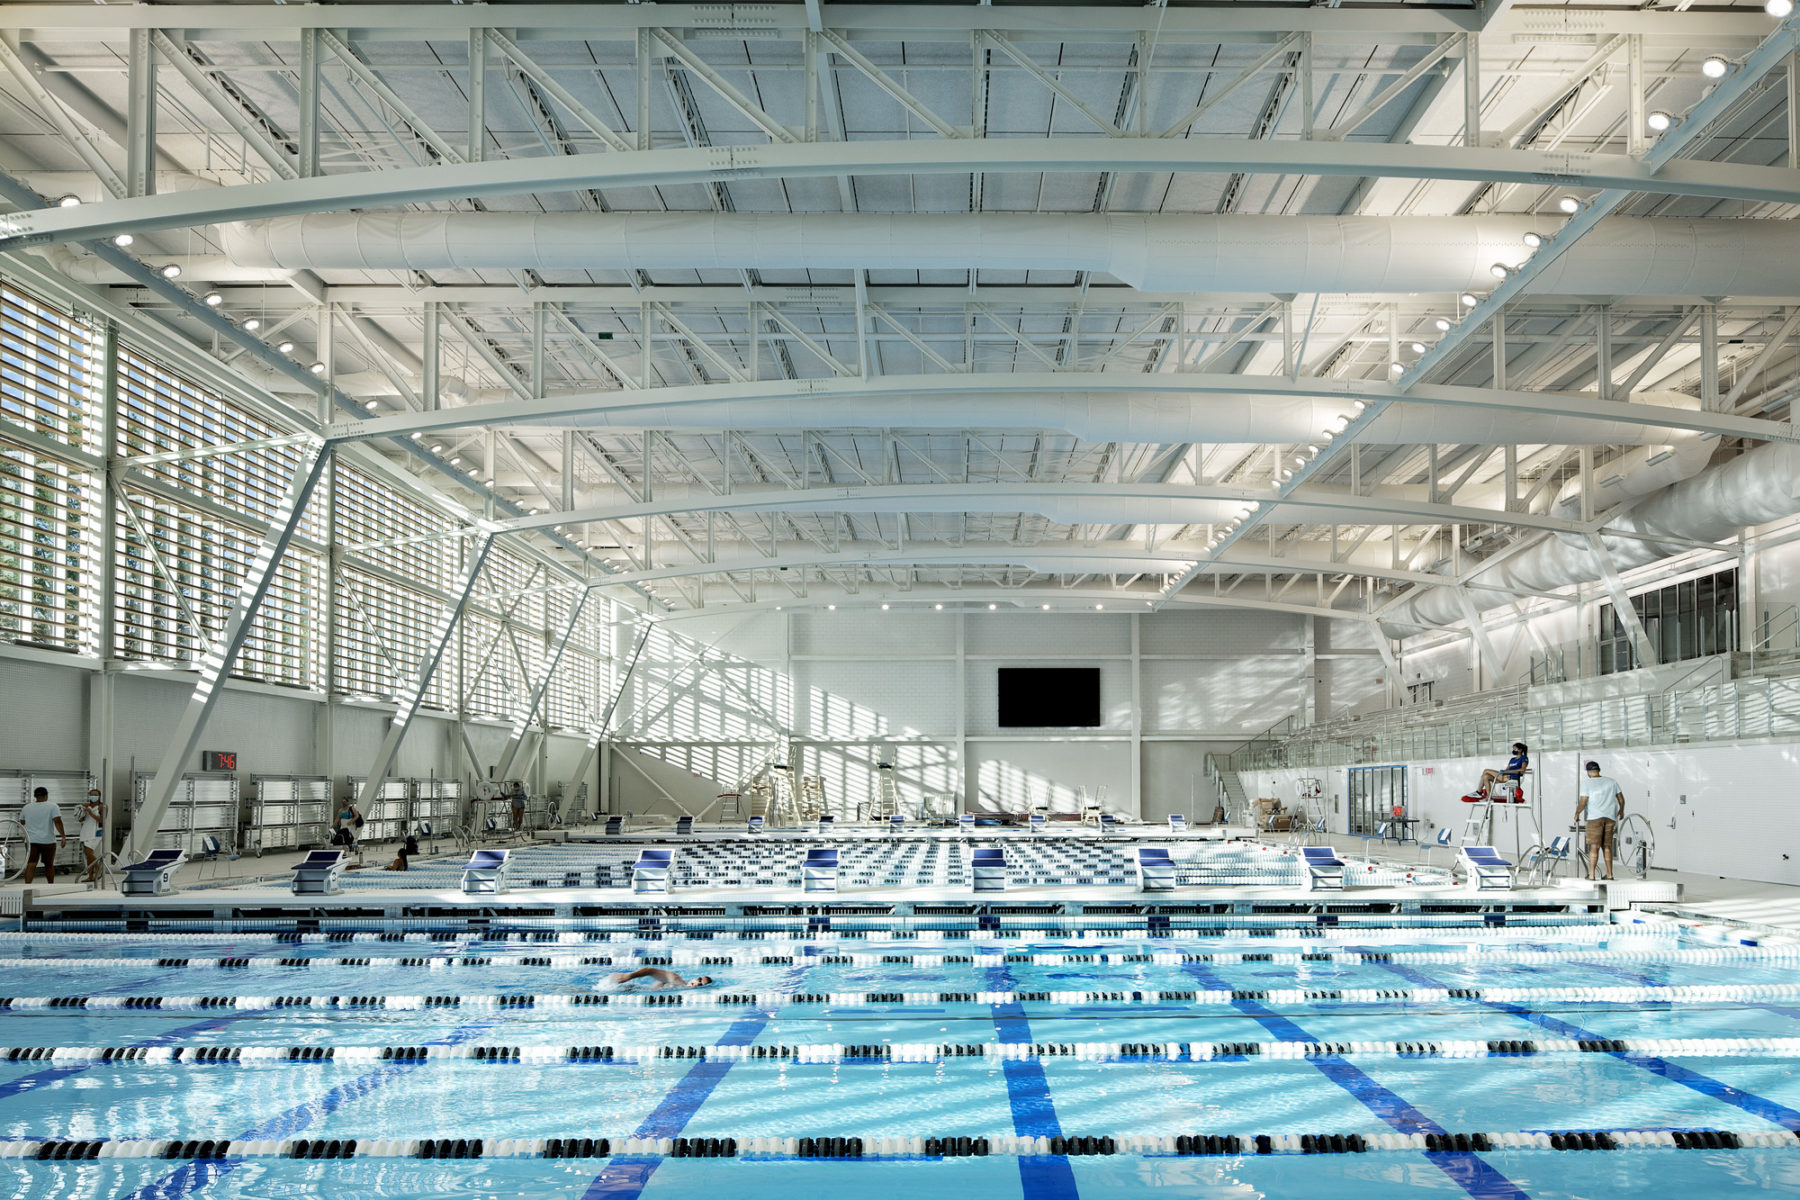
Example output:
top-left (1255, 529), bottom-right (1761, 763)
top-left (129, 437), bottom-right (328, 860)
top-left (1156, 10), bottom-right (1800, 609)
top-left (483, 481), bottom-right (1592, 539)
top-left (355, 534), bottom-right (495, 814)
top-left (10, 141), bottom-right (1800, 251)
top-left (0, 6), bottom-right (1778, 39)
top-left (334, 372), bottom-right (1798, 446)
top-left (493, 589), bottom-right (593, 781)
top-left (586, 542), bottom-right (1461, 591)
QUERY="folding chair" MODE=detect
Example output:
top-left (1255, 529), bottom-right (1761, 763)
top-left (1417, 825), bottom-right (1456, 867)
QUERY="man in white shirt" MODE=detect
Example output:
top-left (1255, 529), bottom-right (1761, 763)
top-left (21, 787), bottom-right (68, 884)
top-left (1574, 761), bottom-right (1625, 882)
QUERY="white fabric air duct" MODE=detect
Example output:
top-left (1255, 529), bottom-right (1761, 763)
top-left (222, 214), bottom-right (1800, 296)
top-left (1382, 442), bottom-right (1800, 633)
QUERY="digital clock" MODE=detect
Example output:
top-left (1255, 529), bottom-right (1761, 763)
top-left (202, 750), bottom-right (238, 772)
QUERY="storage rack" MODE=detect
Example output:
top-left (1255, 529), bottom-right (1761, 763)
top-left (413, 778), bottom-right (463, 833)
top-left (343, 777), bottom-right (412, 844)
top-left (243, 775), bottom-right (332, 855)
top-left (130, 771), bottom-right (238, 856)
top-left (0, 768), bottom-right (95, 874)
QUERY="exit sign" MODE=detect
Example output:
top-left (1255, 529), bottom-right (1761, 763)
top-left (202, 750), bottom-right (238, 771)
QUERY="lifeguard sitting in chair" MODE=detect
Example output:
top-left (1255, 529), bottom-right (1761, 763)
top-left (1463, 742), bottom-right (1529, 803)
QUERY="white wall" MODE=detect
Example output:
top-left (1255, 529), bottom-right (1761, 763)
top-left (0, 649), bottom-right (599, 826)
top-left (1237, 738), bottom-right (1800, 887)
top-left (613, 607), bottom-right (1381, 820)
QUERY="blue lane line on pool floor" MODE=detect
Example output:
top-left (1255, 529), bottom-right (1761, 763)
top-left (1180, 961), bottom-right (1530, 1200)
top-left (580, 948), bottom-right (817, 1200)
top-left (983, 959), bottom-right (1080, 1200)
top-left (1372, 959), bottom-right (1800, 1133)
top-left (112, 934), bottom-right (509, 1200)
top-left (0, 939), bottom-right (306, 1104)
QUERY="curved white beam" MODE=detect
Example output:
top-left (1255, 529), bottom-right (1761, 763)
top-left (646, 584), bottom-right (1372, 625)
top-left (8, 140), bottom-right (1800, 251)
top-left (490, 481), bottom-right (1590, 538)
top-left (596, 541), bottom-right (1458, 591)
top-left (339, 372), bottom-right (1794, 446)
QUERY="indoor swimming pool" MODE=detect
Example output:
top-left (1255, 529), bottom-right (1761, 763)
top-left (0, 915), bottom-right (1795, 1199)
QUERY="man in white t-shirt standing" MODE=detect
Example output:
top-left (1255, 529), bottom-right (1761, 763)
top-left (21, 787), bottom-right (68, 884)
top-left (1574, 761), bottom-right (1625, 882)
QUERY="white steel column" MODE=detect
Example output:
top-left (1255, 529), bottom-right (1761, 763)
top-left (356, 534), bottom-right (495, 812)
top-left (1587, 533), bottom-right (1660, 668)
top-left (129, 438), bottom-right (329, 859)
top-left (495, 589), bottom-right (593, 780)
top-left (126, 28), bottom-right (155, 197)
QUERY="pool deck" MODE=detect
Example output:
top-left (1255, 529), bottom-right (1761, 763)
top-left (1, 820), bottom-right (1697, 923)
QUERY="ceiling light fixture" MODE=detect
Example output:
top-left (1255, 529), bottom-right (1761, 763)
top-left (827, 604), bottom-right (837, 611)
top-left (1409, 341), bottom-right (1427, 355)
top-left (203, 291), bottom-right (224, 307)
top-left (1700, 56), bottom-right (1730, 78)
top-left (1558, 195), bottom-right (1582, 214)
top-left (55, 194), bottom-right (81, 208)
top-left (1489, 263), bottom-right (1511, 280)
top-left (308, 361), bottom-right (326, 375)
top-left (1094, 604), bottom-right (1104, 611)
top-left (1434, 317), bottom-right (1452, 332)
top-left (934, 603), bottom-right (944, 610)
top-left (1389, 362), bottom-right (1405, 375)
top-left (111, 233), bottom-right (133, 247)
top-left (364, 400), bottom-right (378, 411)
top-left (430, 444), bottom-right (445, 454)
top-left (1041, 604), bottom-right (1050, 610)
top-left (1769, 0), bottom-right (1794, 16)
top-left (1522, 231), bottom-right (1544, 249)
top-left (158, 263), bottom-right (182, 279)
top-left (1352, 400), bottom-right (1367, 412)
top-left (449, 456), bottom-right (462, 466)
top-left (242, 317), bottom-right (261, 332)
top-left (881, 603), bottom-right (890, 610)
top-left (277, 340), bottom-right (295, 354)
top-left (1646, 110), bottom-right (1674, 132)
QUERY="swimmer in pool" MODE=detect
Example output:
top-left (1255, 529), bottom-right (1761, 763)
top-left (603, 967), bottom-right (716, 990)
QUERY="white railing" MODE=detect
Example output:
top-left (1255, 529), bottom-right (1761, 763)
top-left (1233, 667), bottom-right (1800, 772)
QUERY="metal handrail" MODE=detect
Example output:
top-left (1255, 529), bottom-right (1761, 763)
top-left (1235, 665), bottom-right (1800, 772)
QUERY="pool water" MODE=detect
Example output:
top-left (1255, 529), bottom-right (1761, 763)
top-left (0, 919), bottom-right (1796, 1199)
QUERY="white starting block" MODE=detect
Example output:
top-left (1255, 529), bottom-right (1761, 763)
top-left (120, 849), bottom-right (185, 896)
top-left (290, 850), bottom-right (345, 896)
top-left (461, 848), bottom-right (510, 894)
